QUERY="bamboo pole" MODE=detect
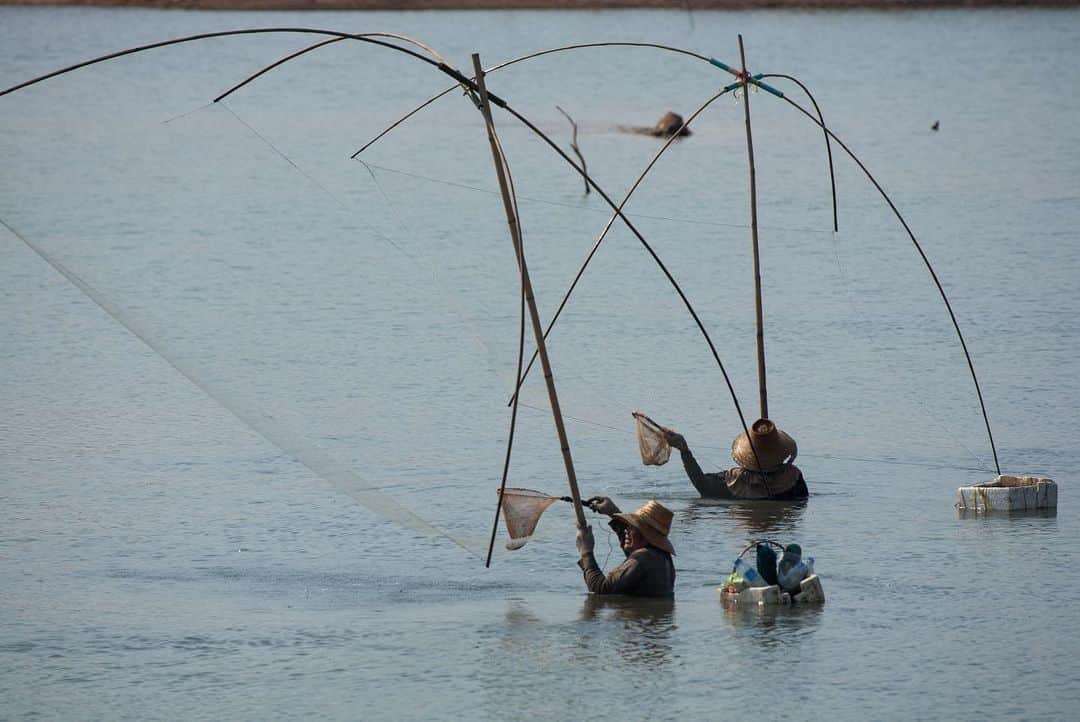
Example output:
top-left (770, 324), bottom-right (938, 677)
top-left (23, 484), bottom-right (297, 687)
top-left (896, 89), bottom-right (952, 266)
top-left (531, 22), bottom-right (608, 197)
top-left (471, 53), bottom-right (587, 529)
top-left (739, 34), bottom-right (768, 421)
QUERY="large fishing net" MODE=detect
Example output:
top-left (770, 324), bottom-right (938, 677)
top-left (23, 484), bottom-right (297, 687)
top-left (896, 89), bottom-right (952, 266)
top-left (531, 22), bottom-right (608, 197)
top-left (633, 411), bottom-right (671, 466)
top-left (497, 488), bottom-right (562, 550)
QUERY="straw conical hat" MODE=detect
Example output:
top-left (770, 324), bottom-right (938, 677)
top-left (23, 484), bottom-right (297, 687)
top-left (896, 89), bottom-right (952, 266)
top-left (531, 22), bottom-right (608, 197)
top-left (613, 500), bottom-right (675, 556)
top-left (731, 418), bottom-right (798, 472)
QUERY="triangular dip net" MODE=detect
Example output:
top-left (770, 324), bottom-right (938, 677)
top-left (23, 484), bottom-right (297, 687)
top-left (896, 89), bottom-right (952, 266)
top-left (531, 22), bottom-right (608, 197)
top-left (498, 488), bottom-right (560, 550)
top-left (633, 411), bottom-right (671, 466)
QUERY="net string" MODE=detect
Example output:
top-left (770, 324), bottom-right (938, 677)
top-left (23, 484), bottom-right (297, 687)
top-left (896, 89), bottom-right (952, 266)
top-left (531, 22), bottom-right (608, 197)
top-left (0, 218), bottom-right (483, 558)
top-left (213, 100), bottom-right (526, 390)
top-left (210, 103), bottom-right (986, 479)
top-left (15, 104), bottom-right (992, 544)
top-left (359, 161), bottom-right (836, 236)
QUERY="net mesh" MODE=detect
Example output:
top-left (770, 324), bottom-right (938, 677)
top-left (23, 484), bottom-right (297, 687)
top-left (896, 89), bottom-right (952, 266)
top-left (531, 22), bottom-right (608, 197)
top-left (498, 488), bottom-right (559, 550)
top-left (633, 411), bottom-right (671, 466)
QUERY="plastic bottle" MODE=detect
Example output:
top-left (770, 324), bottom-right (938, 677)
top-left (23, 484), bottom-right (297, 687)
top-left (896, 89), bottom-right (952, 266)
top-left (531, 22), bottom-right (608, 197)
top-left (778, 556), bottom-right (816, 592)
top-left (733, 558), bottom-right (769, 588)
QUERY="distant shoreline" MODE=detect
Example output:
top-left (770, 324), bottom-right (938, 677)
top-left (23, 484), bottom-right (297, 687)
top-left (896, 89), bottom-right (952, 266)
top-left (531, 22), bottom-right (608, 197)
top-left (3, 0), bottom-right (1077, 10)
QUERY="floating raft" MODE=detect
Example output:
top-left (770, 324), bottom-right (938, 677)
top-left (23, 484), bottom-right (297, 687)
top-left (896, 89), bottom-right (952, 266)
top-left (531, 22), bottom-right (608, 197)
top-left (956, 475), bottom-right (1057, 513)
top-left (719, 575), bottom-right (825, 606)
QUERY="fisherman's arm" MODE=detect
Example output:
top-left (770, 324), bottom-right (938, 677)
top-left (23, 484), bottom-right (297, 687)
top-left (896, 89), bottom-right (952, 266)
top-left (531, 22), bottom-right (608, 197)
top-left (575, 525), bottom-right (644, 594)
top-left (579, 553), bottom-right (645, 595)
top-left (665, 431), bottom-right (731, 498)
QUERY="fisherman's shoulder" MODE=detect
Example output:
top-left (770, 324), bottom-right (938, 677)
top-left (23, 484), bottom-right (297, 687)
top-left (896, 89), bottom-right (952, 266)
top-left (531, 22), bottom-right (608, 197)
top-left (629, 547), bottom-right (671, 564)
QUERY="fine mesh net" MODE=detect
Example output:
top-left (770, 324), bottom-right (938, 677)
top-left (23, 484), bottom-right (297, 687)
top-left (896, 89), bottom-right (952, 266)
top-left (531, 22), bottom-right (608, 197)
top-left (633, 411), bottom-right (671, 466)
top-left (498, 488), bottom-right (560, 550)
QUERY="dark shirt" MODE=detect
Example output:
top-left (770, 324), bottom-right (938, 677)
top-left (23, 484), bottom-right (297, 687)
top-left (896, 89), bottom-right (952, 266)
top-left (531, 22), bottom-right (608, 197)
top-left (578, 546), bottom-right (675, 597)
top-left (679, 448), bottom-right (808, 500)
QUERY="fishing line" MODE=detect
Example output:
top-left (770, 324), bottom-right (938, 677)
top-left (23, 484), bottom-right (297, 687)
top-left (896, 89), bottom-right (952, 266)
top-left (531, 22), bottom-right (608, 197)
top-left (0, 215), bottom-right (483, 557)
top-left (213, 100), bottom-right (631, 547)
top-left (350, 41), bottom-right (720, 159)
top-left (219, 101), bottom-right (350, 209)
top-left (219, 36), bottom-right (989, 479)
top-left (355, 158), bottom-right (437, 261)
top-left (161, 101), bottom-right (214, 125)
top-left (353, 155), bottom-right (533, 388)
top-left (2, 29), bottom-right (763, 475)
top-left (517, 402), bottom-right (993, 474)
top-left (357, 156), bottom-right (667, 416)
top-left (357, 161), bottom-right (833, 236)
top-left (7, 30), bottom-right (999, 506)
top-left (508, 88), bottom-right (734, 407)
top-left (215, 98), bottom-right (510, 371)
top-left (213, 99), bottom-right (522, 396)
top-left (601, 522), bottom-right (616, 569)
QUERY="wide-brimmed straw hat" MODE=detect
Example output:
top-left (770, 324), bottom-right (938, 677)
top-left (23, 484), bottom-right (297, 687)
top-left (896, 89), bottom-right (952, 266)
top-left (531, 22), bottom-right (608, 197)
top-left (731, 418), bottom-right (798, 472)
top-left (613, 500), bottom-right (675, 555)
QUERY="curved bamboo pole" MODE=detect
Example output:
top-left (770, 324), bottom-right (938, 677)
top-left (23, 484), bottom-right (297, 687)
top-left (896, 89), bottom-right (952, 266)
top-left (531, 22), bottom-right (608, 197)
top-left (0, 29), bottom-right (449, 98)
top-left (350, 41), bottom-right (717, 157)
top-left (2, 30), bottom-right (996, 473)
top-left (492, 101), bottom-right (758, 466)
top-left (507, 87), bottom-right (732, 406)
top-left (758, 73), bottom-right (838, 233)
top-left (472, 53), bottom-right (587, 531)
top-left (212, 32), bottom-right (451, 104)
top-left (772, 94), bottom-right (1000, 474)
top-left (0, 26), bottom-right (757, 516)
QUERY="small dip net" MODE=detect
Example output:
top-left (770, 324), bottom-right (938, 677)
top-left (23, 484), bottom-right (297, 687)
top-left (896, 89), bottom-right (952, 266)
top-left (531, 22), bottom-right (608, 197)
top-left (498, 488), bottom-right (561, 550)
top-left (633, 411), bottom-right (671, 466)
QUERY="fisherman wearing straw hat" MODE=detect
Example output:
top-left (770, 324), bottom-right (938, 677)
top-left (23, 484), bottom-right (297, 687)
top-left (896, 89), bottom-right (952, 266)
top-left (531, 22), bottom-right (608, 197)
top-left (664, 418), bottom-right (808, 500)
top-left (575, 499), bottom-right (676, 597)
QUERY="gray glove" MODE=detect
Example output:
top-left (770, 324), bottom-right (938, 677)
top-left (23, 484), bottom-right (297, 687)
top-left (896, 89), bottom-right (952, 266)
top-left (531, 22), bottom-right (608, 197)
top-left (663, 428), bottom-right (688, 452)
top-left (585, 496), bottom-right (620, 516)
top-left (575, 525), bottom-right (595, 557)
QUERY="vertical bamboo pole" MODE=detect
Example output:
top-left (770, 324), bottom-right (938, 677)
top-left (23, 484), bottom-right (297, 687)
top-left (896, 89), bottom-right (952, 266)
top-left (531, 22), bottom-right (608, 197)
top-left (470, 54), bottom-right (587, 529)
top-left (739, 35), bottom-right (768, 421)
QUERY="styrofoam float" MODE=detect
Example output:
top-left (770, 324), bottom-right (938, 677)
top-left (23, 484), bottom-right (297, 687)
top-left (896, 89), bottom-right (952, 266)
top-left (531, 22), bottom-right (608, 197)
top-left (719, 574), bottom-right (825, 606)
top-left (956, 475), bottom-right (1057, 513)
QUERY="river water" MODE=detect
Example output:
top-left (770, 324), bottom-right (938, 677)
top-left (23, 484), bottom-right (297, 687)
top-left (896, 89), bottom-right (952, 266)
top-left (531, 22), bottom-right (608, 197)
top-left (2, 6), bottom-right (1079, 720)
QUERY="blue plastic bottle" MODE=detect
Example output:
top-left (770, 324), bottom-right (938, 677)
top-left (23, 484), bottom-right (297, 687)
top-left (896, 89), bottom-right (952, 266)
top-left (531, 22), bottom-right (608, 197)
top-left (778, 560), bottom-right (808, 591)
top-left (733, 558), bottom-right (769, 588)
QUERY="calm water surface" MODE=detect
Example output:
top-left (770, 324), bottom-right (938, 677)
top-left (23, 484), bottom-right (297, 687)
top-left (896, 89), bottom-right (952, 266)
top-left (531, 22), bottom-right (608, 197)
top-left (2, 7), bottom-right (1079, 720)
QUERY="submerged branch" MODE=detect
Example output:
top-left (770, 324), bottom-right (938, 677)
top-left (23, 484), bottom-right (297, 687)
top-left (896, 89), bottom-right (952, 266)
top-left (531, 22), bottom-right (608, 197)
top-left (556, 105), bottom-right (589, 195)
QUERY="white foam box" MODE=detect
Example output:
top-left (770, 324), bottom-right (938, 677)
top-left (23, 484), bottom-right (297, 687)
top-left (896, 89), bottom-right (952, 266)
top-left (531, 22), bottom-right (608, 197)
top-left (956, 475), bottom-right (1057, 512)
top-left (796, 574), bottom-right (825, 603)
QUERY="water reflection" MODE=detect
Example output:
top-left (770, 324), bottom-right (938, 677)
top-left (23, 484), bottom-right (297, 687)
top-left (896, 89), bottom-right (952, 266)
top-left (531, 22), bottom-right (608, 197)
top-left (682, 499), bottom-right (808, 536)
top-left (719, 598), bottom-right (824, 645)
top-left (580, 596), bottom-right (676, 667)
top-left (957, 508), bottom-right (1058, 521)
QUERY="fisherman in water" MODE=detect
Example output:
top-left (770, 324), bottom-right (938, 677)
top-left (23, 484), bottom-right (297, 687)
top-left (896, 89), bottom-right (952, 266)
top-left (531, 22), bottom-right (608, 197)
top-left (663, 418), bottom-right (808, 500)
top-left (574, 498), bottom-right (675, 597)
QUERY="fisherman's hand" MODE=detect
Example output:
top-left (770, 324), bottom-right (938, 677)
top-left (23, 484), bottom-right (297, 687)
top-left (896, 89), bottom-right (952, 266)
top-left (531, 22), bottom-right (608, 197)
top-left (663, 428), bottom-right (688, 452)
top-left (575, 525), bottom-right (595, 557)
top-left (585, 496), bottom-right (620, 516)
